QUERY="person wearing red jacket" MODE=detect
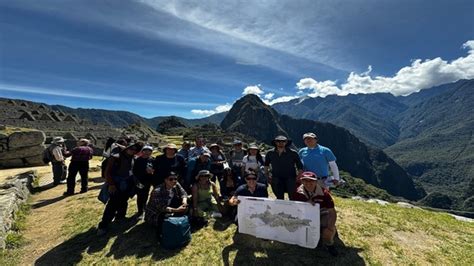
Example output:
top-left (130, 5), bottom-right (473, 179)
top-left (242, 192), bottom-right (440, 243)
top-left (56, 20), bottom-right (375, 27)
top-left (292, 171), bottom-right (338, 256)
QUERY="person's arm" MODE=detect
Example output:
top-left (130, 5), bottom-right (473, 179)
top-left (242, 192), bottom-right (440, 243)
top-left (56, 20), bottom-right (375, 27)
top-left (52, 147), bottom-right (64, 162)
top-left (211, 182), bottom-right (222, 205)
top-left (228, 195), bottom-right (240, 206)
top-left (264, 154), bottom-right (272, 184)
top-left (328, 161), bottom-right (340, 182)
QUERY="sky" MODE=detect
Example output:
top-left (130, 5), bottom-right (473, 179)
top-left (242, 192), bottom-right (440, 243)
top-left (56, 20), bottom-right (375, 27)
top-left (0, 0), bottom-right (473, 118)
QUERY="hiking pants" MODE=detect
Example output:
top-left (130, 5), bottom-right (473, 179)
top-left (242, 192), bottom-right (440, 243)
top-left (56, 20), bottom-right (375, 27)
top-left (52, 162), bottom-right (65, 185)
top-left (136, 184), bottom-right (151, 214)
top-left (98, 190), bottom-right (129, 229)
top-left (66, 161), bottom-right (89, 193)
top-left (271, 177), bottom-right (296, 200)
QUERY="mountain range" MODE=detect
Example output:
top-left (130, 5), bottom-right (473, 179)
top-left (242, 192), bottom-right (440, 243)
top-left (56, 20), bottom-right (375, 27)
top-left (2, 79), bottom-right (472, 211)
top-left (221, 94), bottom-right (424, 200)
top-left (273, 79), bottom-right (474, 211)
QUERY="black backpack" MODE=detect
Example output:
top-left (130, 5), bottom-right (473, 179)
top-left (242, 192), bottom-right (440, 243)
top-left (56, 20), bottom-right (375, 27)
top-left (42, 145), bottom-right (55, 164)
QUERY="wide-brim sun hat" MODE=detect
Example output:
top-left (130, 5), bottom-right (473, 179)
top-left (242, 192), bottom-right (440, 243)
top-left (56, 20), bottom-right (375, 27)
top-left (271, 135), bottom-right (292, 146)
top-left (248, 143), bottom-right (259, 150)
top-left (162, 143), bottom-right (178, 152)
top-left (209, 143), bottom-right (220, 150)
top-left (53, 136), bottom-right (65, 143)
top-left (196, 169), bottom-right (213, 180)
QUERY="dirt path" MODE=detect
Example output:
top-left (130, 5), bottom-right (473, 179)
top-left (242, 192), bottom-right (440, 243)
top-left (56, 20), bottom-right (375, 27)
top-left (18, 170), bottom-right (103, 265)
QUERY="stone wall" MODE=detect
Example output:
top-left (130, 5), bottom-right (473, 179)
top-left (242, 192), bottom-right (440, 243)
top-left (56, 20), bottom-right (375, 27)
top-left (0, 127), bottom-right (46, 169)
top-left (0, 171), bottom-right (34, 249)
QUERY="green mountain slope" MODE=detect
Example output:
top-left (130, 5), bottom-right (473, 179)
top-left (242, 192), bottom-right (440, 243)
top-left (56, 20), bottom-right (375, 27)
top-left (221, 94), bottom-right (424, 200)
top-left (385, 79), bottom-right (474, 210)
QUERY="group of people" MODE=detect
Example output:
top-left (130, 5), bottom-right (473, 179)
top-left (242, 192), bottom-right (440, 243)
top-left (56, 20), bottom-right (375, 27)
top-left (46, 136), bottom-right (94, 195)
top-left (50, 133), bottom-right (341, 255)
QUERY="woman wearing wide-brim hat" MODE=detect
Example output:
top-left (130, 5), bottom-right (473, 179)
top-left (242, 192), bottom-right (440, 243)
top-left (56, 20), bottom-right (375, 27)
top-left (192, 170), bottom-right (223, 224)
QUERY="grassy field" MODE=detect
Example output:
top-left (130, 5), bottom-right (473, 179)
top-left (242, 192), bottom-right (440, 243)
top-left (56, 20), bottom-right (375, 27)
top-left (1, 135), bottom-right (473, 265)
top-left (0, 170), bottom-right (470, 265)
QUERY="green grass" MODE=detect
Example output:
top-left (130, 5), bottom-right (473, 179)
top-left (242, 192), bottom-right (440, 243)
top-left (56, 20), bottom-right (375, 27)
top-left (0, 203), bottom-right (31, 265)
top-left (27, 186), bottom-right (474, 265)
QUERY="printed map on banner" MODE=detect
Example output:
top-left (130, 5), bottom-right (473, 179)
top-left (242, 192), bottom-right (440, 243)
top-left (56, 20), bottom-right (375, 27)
top-left (237, 197), bottom-right (320, 248)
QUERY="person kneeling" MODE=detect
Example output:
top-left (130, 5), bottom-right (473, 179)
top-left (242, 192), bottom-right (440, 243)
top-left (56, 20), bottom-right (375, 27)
top-left (228, 170), bottom-right (268, 221)
top-left (145, 172), bottom-right (188, 239)
top-left (292, 171), bottom-right (338, 256)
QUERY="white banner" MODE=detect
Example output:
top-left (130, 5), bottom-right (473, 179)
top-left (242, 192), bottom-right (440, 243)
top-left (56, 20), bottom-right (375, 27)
top-left (237, 197), bottom-right (320, 248)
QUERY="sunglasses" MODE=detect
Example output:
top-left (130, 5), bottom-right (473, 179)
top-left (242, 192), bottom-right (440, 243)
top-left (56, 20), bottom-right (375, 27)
top-left (275, 140), bottom-right (287, 143)
top-left (167, 178), bottom-right (178, 181)
top-left (246, 176), bottom-right (257, 180)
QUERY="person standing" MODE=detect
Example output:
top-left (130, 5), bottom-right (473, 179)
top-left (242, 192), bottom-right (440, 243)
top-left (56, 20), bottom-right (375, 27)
top-left (64, 139), bottom-right (93, 195)
top-left (133, 145), bottom-right (155, 220)
top-left (264, 135), bottom-right (303, 200)
top-left (298, 132), bottom-right (340, 187)
top-left (241, 143), bottom-right (265, 184)
top-left (188, 137), bottom-right (211, 159)
top-left (50, 137), bottom-right (69, 186)
top-left (97, 142), bottom-right (144, 236)
top-left (228, 140), bottom-right (246, 178)
top-left (153, 143), bottom-right (186, 187)
top-left (177, 141), bottom-right (191, 162)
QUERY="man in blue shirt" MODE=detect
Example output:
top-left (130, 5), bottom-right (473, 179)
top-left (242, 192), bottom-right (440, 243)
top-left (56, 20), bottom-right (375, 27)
top-left (298, 133), bottom-right (340, 187)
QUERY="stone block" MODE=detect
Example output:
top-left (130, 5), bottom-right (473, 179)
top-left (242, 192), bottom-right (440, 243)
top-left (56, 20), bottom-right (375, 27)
top-left (0, 145), bottom-right (45, 160)
top-left (8, 131), bottom-right (46, 148)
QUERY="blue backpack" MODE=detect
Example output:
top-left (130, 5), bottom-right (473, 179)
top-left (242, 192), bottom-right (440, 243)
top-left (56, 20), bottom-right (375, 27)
top-left (161, 216), bottom-right (191, 249)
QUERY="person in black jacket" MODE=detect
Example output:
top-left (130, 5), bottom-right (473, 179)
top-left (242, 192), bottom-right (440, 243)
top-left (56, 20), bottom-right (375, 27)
top-left (264, 135), bottom-right (303, 200)
top-left (132, 145), bottom-right (155, 220)
top-left (153, 143), bottom-right (186, 187)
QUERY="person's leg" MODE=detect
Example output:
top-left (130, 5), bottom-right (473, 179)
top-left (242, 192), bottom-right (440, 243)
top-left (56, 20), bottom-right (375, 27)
top-left (115, 192), bottom-right (129, 219)
top-left (79, 162), bottom-right (89, 192)
top-left (271, 177), bottom-right (284, 200)
top-left (286, 178), bottom-right (296, 200)
top-left (136, 186), bottom-right (148, 214)
top-left (98, 193), bottom-right (119, 229)
top-left (52, 162), bottom-right (63, 185)
top-left (66, 162), bottom-right (79, 194)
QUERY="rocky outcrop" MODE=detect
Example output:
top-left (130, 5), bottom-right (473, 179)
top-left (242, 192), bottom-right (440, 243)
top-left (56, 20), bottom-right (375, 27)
top-left (0, 127), bottom-right (46, 168)
top-left (0, 171), bottom-right (34, 249)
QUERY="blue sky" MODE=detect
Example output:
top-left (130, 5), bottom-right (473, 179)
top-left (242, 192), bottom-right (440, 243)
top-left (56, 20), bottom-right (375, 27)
top-left (1, 0), bottom-right (473, 118)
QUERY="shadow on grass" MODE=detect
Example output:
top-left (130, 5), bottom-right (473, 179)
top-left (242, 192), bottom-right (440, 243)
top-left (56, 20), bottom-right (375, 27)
top-left (34, 218), bottom-right (181, 265)
top-left (31, 194), bottom-right (67, 209)
top-left (222, 232), bottom-right (365, 266)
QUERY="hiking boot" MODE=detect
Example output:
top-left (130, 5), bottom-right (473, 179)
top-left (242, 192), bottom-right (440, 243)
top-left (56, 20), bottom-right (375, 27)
top-left (96, 228), bottom-right (107, 236)
top-left (326, 245), bottom-right (338, 256)
top-left (59, 180), bottom-right (67, 184)
top-left (63, 191), bottom-right (74, 196)
top-left (79, 189), bottom-right (88, 194)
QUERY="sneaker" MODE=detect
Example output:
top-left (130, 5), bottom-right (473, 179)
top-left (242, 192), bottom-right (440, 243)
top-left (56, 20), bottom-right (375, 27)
top-left (79, 189), bottom-right (88, 194)
top-left (326, 245), bottom-right (338, 257)
top-left (96, 228), bottom-right (107, 236)
top-left (59, 180), bottom-right (67, 184)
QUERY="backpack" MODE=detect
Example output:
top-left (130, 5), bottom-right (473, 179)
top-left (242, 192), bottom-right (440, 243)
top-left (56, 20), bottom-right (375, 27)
top-left (42, 145), bottom-right (55, 164)
top-left (161, 216), bottom-right (191, 249)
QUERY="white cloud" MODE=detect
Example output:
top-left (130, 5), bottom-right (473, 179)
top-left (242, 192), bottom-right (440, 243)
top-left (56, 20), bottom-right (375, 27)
top-left (264, 93), bottom-right (274, 100)
top-left (0, 83), bottom-right (216, 107)
top-left (242, 85), bottom-right (264, 95)
top-left (263, 96), bottom-right (299, 105)
top-left (191, 103), bottom-right (232, 116)
top-left (297, 40), bottom-right (474, 97)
